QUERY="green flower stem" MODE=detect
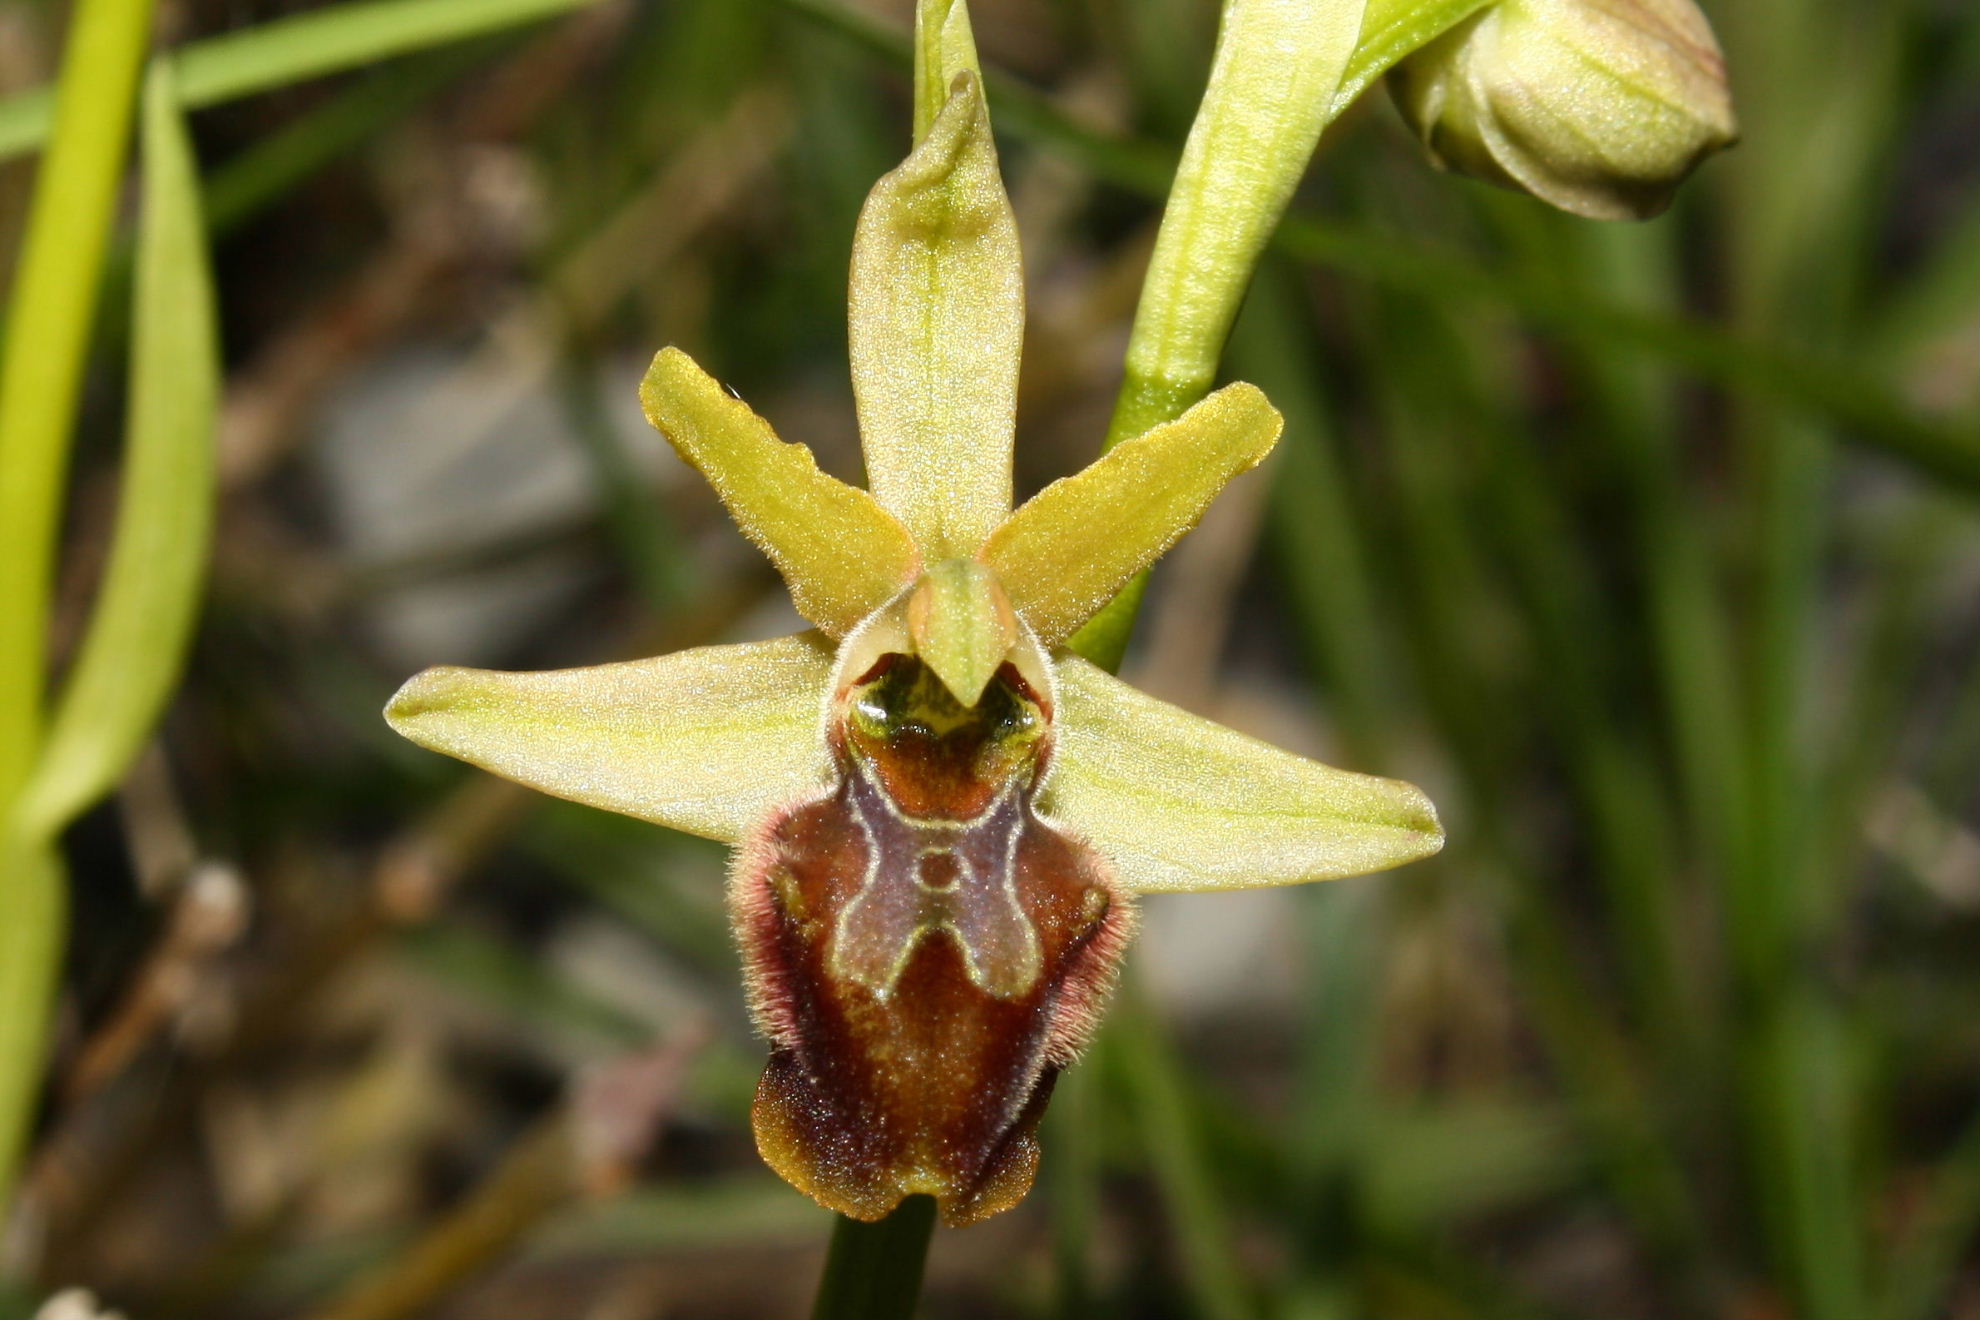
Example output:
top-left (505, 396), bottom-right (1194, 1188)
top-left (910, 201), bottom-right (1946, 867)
top-left (812, 1197), bottom-right (937, 1320)
top-left (1068, 0), bottom-right (1366, 669)
top-left (1112, 0), bottom-right (1367, 419)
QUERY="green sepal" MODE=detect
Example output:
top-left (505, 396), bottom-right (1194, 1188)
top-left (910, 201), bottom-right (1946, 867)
top-left (385, 633), bottom-right (837, 844)
top-left (849, 71), bottom-right (1021, 560)
top-left (1041, 658), bottom-right (1443, 893)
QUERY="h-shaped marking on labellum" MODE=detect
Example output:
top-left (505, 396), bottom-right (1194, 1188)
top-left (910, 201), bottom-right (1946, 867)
top-left (834, 774), bottom-right (1042, 1003)
top-left (384, 0), bottom-right (1443, 1229)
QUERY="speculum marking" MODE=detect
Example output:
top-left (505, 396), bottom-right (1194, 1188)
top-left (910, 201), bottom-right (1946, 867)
top-left (832, 766), bottom-right (1042, 1001)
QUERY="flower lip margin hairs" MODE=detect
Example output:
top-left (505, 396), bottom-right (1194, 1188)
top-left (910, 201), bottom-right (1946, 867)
top-left (1388, 0), bottom-right (1739, 221)
top-left (384, 65), bottom-right (1443, 1225)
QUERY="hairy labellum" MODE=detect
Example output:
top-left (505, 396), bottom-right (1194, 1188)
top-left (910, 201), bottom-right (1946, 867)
top-left (733, 654), bottom-right (1132, 1225)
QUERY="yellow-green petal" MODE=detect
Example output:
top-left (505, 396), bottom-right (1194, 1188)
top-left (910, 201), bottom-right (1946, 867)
top-left (13, 65), bottom-right (219, 843)
top-left (849, 71), bottom-right (1021, 559)
top-left (983, 382), bottom-right (1283, 648)
top-left (384, 633), bottom-right (836, 844)
top-left (1042, 658), bottom-right (1442, 893)
top-left (906, 558), bottom-right (1018, 706)
top-left (640, 348), bottom-right (919, 637)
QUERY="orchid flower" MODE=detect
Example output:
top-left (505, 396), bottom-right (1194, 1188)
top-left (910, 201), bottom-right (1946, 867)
top-left (385, 9), bottom-right (1442, 1228)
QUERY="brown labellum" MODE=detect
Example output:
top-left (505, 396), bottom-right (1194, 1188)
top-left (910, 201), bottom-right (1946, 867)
top-left (732, 653), bottom-right (1132, 1225)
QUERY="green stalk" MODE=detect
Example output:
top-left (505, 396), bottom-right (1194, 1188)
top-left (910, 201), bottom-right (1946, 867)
top-left (16, 63), bottom-right (222, 843)
top-left (811, 1198), bottom-right (937, 1320)
top-left (1070, 0), bottom-right (1369, 669)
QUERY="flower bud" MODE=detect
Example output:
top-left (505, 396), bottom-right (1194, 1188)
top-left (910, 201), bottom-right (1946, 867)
top-left (1387, 0), bottom-right (1738, 220)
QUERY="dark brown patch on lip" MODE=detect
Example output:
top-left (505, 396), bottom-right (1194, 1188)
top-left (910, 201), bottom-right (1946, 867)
top-left (732, 656), bottom-right (1132, 1225)
top-left (841, 657), bottom-right (1043, 819)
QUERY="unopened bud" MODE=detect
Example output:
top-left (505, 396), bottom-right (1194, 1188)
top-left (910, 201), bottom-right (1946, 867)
top-left (1388, 0), bottom-right (1737, 220)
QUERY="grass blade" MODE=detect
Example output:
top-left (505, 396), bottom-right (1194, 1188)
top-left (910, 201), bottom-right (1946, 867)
top-left (0, 0), bottom-right (157, 801)
top-left (0, 0), bottom-right (603, 161)
top-left (1106, 993), bottom-right (1252, 1320)
top-left (0, 842), bottom-right (65, 1220)
top-left (14, 63), bottom-right (220, 841)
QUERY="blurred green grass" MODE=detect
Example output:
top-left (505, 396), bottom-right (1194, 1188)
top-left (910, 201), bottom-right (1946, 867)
top-left (0, 0), bottom-right (1974, 1317)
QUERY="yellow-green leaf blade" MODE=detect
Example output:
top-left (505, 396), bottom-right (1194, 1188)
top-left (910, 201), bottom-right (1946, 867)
top-left (0, 0), bottom-right (600, 162)
top-left (0, 839), bottom-right (64, 1211)
top-left (985, 382), bottom-right (1283, 648)
top-left (849, 71), bottom-right (1021, 559)
top-left (1042, 658), bottom-right (1442, 893)
top-left (640, 347), bottom-right (918, 637)
top-left (0, 0), bottom-right (157, 800)
top-left (14, 63), bottom-right (220, 843)
top-left (384, 633), bottom-right (837, 844)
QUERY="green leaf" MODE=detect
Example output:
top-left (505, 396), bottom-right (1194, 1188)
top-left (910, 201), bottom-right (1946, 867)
top-left (639, 347), bottom-right (918, 638)
top-left (1042, 658), bottom-right (1442, 893)
top-left (0, 0), bottom-right (157, 801)
top-left (13, 63), bottom-right (221, 843)
top-left (983, 382), bottom-right (1282, 648)
top-left (849, 71), bottom-right (1021, 560)
top-left (0, 840), bottom-right (64, 1214)
top-left (0, 0), bottom-right (600, 162)
top-left (384, 634), bottom-right (837, 844)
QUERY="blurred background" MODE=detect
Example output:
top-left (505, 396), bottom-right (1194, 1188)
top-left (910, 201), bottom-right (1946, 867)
top-left (1, 0), bottom-right (1975, 1316)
